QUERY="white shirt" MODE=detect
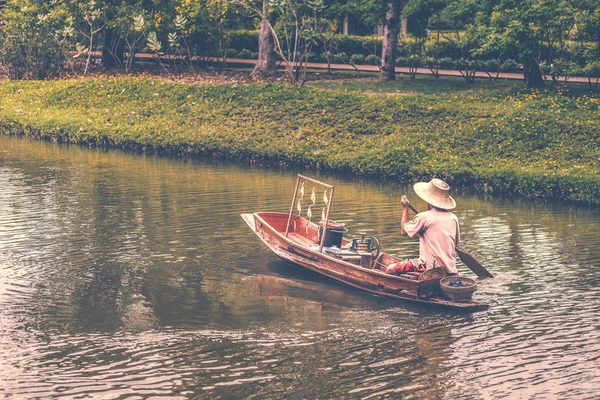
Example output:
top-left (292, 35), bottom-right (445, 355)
top-left (403, 208), bottom-right (461, 273)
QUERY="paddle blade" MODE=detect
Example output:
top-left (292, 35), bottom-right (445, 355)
top-left (456, 248), bottom-right (494, 278)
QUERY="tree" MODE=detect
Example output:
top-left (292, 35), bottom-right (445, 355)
top-left (574, 1), bottom-right (600, 87)
top-left (175, 0), bottom-right (239, 61)
top-left (109, 9), bottom-right (148, 73)
top-left (403, 0), bottom-right (448, 78)
top-left (316, 17), bottom-right (337, 74)
top-left (98, 0), bottom-right (124, 69)
top-left (381, 0), bottom-right (402, 81)
top-left (482, 1), bottom-right (546, 88)
top-left (529, 0), bottom-right (576, 83)
top-left (413, 0), bottom-right (448, 78)
top-left (232, 0), bottom-right (324, 84)
top-left (253, 0), bottom-right (277, 77)
top-left (436, 0), bottom-right (482, 83)
top-left (75, 1), bottom-right (105, 76)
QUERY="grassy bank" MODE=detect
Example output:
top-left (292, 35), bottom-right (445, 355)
top-left (1, 75), bottom-right (599, 205)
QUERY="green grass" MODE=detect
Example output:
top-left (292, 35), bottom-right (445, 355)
top-left (1, 75), bottom-right (599, 204)
top-left (307, 75), bottom-right (518, 96)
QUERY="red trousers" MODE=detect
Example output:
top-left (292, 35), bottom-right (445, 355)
top-left (386, 259), bottom-right (426, 275)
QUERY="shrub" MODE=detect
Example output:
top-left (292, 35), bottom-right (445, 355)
top-left (439, 57), bottom-right (454, 69)
top-left (224, 31), bottom-right (382, 63)
top-left (332, 52), bottom-right (348, 63)
top-left (436, 39), bottom-right (460, 60)
top-left (584, 61), bottom-right (600, 80)
top-left (0, 2), bottom-right (70, 79)
top-left (317, 53), bottom-right (329, 63)
top-left (395, 57), bottom-right (409, 67)
top-left (350, 54), bottom-right (365, 65)
top-left (540, 63), bottom-right (551, 75)
top-left (227, 30), bottom-right (259, 53)
top-left (396, 42), bottom-right (410, 58)
top-left (407, 54), bottom-right (421, 68)
top-left (226, 48), bottom-right (239, 58)
top-left (335, 35), bottom-right (381, 57)
top-left (364, 54), bottom-right (380, 65)
top-left (455, 58), bottom-right (476, 70)
top-left (552, 59), bottom-right (581, 78)
top-left (237, 49), bottom-right (253, 59)
top-left (305, 52), bottom-right (318, 62)
top-left (423, 57), bottom-right (436, 69)
top-left (500, 59), bottom-right (520, 72)
top-left (484, 59), bottom-right (499, 72)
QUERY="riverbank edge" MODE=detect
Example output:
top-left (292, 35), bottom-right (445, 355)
top-left (1, 116), bottom-right (599, 207)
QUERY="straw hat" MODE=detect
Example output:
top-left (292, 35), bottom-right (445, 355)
top-left (413, 178), bottom-right (456, 210)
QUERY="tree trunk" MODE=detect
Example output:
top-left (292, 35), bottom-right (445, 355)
top-left (252, 1), bottom-right (276, 78)
top-left (380, 0), bottom-right (401, 82)
top-left (523, 55), bottom-right (545, 88)
top-left (101, 28), bottom-right (124, 69)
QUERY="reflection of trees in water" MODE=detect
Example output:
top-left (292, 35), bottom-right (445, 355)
top-left (70, 166), bottom-right (140, 332)
top-left (464, 200), bottom-right (597, 285)
top-left (74, 263), bottom-right (124, 331)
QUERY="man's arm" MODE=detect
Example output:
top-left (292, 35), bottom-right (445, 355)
top-left (400, 195), bottom-right (410, 235)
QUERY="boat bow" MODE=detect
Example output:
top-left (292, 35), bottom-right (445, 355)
top-left (241, 213), bottom-right (256, 232)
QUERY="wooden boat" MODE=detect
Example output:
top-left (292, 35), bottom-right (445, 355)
top-left (241, 175), bottom-right (487, 310)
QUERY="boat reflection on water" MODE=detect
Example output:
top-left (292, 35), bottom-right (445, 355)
top-left (248, 262), bottom-right (473, 398)
top-left (250, 260), bottom-right (456, 312)
top-left (252, 271), bottom-right (383, 309)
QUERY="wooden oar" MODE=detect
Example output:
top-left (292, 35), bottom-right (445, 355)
top-left (407, 204), bottom-right (493, 278)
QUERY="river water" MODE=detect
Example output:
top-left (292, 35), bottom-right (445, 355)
top-left (0, 134), bottom-right (598, 399)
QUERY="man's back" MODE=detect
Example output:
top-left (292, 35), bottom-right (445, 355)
top-left (403, 208), bottom-right (460, 273)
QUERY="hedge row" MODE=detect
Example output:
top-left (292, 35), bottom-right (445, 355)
top-left (223, 30), bottom-right (524, 73)
top-left (221, 30), bottom-right (600, 79)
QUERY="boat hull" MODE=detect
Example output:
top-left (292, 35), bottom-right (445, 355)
top-left (242, 212), bottom-right (487, 310)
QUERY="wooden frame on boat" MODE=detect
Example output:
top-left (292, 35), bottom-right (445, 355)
top-left (242, 175), bottom-right (487, 310)
top-left (285, 174), bottom-right (334, 253)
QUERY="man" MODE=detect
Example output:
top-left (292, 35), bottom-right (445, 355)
top-left (384, 178), bottom-right (460, 276)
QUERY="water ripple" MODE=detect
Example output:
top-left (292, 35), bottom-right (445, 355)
top-left (1, 135), bottom-right (600, 398)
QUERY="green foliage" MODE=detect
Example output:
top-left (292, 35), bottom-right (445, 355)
top-left (224, 30), bottom-right (382, 59)
top-left (146, 32), bottom-right (163, 54)
top-left (2, 0), bottom-right (599, 83)
top-left (0, 0), bottom-right (71, 79)
top-left (237, 49), bottom-right (254, 59)
top-left (335, 35), bottom-right (382, 57)
top-left (1, 77), bottom-right (600, 205)
top-left (227, 30), bottom-right (260, 53)
top-left (500, 59), bottom-right (520, 72)
top-left (364, 54), bottom-right (381, 65)
top-left (350, 54), bottom-right (365, 65)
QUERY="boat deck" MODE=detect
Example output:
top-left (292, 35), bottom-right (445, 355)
top-left (288, 232), bottom-right (316, 248)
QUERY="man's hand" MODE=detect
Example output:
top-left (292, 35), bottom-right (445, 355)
top-left (400, 195), bottom-right (410, 235)
top-left (400, 195), bottom-right (411, 209)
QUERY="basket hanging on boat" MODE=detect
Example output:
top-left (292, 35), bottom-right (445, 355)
top-left (439, 276), bottom-right (478, 301)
